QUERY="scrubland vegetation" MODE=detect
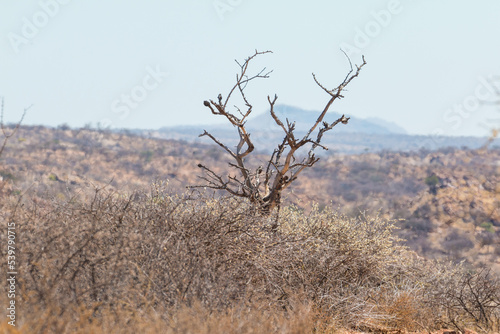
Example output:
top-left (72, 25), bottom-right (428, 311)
top-left (1, 180), bottom-right (500, 333)
top-left (0, 124), bottom-right (499, 333)
top-left (2, 125), bottom-right (499, 272)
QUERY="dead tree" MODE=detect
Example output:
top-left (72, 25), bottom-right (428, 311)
top-left (192, 50), bottom-right (366, 215)
top-left (0, 97), bottom-right (31, 158)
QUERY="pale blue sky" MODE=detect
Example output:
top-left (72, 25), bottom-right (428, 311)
top-left (1, 0), bottom-right (500, 136)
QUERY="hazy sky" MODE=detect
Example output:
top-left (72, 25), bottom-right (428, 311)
top-left (1, 0), bottom-right (500, 136)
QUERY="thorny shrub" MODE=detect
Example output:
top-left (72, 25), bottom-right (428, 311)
top-left (0, 181), bottom-right (499, 333)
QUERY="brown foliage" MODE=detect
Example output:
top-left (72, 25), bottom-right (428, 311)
top-left (1, 181), bottom-right (500, 332)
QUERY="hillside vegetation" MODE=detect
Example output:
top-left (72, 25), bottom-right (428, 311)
top-left (1, 125), bottom-right (500, 333)
top-left (2, 125), bottom-right (499, 272)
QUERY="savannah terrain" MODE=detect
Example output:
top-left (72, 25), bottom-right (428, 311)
top-left (1, 124), bottom-right (500, 333)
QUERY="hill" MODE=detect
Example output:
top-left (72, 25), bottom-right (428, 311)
top-left (1, 125), bottom-right (500, 332)
top-left (0, 125), bottom-right (498, 273)
top-left (152, 104), bottom-right (499, 154)
top-left (245, 104), bottom-right (408, 135)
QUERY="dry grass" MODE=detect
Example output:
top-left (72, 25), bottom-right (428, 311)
top-left (0, 298), bottom-right (334, 334)
top-left (1, 181), bottom-right (499, 333)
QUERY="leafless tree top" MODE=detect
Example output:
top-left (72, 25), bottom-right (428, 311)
top-left (192, 50), bottom-right (366, 216)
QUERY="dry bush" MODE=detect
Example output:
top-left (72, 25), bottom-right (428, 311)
top-left (438, 267), bottom-right (500, 332)
top-left (1, 182), bottom-right (500, 332)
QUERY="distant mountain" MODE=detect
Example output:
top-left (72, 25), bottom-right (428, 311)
top-left (245, 104), bottom-right (407, 135)
top-left (152, 104), bottom-right (498, 154)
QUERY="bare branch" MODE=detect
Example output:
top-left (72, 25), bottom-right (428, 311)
top-left (236, 127), bottom-right (254, 158)
top-left (0, 97), bottom-right (31, 158)
top-left (306, 53), bottom-right (366, 141)
top-left (199, 130), bottom-right (236, 158)
top-left (191, 163), bottom-right (246, 198)
top-left (224, 50), bottom-right (273, 110)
